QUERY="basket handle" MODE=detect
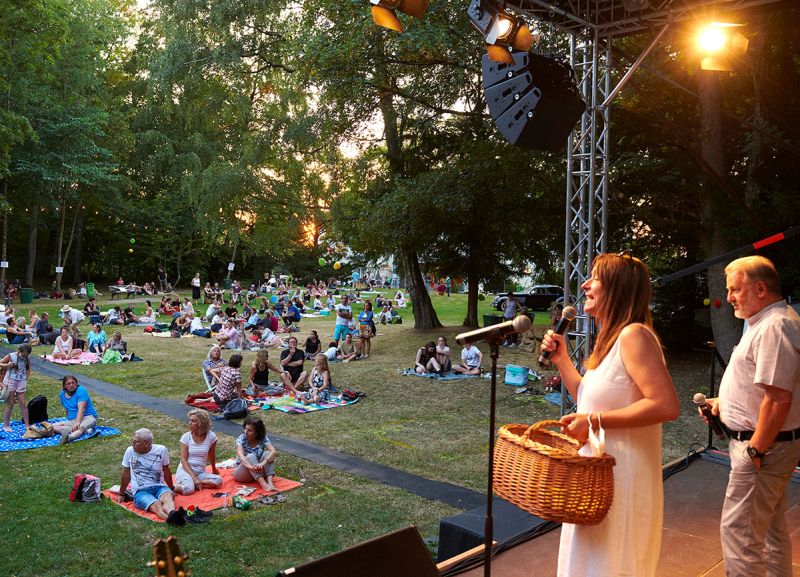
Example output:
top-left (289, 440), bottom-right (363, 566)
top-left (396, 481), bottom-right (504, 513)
top-left (521, 419), bottom-right (563, 442)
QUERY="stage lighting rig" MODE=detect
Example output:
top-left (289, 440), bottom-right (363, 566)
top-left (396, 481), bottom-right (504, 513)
top-left (467, 0), bottom-right (536, 64)
top-left (370, 0), bottom-right (429, 32)
top-left (695, 22), bottom-right (748, 71)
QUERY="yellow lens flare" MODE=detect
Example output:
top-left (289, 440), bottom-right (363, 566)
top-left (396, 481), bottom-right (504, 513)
top-left (697, 25), bottom-right (727, 53)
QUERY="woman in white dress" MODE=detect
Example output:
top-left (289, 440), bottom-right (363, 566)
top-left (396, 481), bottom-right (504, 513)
top-left (540, 251), bottom-right (680, 577)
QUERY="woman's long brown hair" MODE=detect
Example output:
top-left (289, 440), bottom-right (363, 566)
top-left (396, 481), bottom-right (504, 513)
top-left (585, 253), bottom-right (654, 370)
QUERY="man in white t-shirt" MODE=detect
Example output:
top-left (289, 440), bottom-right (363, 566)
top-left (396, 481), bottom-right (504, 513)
top-left (452, 343), bottom-right (483, 375)
top-left (117, 428), bottom-right (183, 525)
top-left (333, 295), bottom-right (352, 345)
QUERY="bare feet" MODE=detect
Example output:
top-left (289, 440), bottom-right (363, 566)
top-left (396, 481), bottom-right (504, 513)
top-left (2, 426), bottom-right (12, 433)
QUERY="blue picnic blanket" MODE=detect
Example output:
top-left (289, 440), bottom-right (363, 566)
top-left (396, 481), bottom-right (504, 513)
top-left (0, 418), bottom-right (121, 451)
top-left (400, 368), bottom-right (479, 380)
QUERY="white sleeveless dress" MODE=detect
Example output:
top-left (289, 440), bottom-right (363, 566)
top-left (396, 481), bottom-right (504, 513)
top-left (557, 332), bottom-right (663, 577)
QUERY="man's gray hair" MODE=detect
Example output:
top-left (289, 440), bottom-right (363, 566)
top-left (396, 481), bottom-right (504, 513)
top-left (133, 428), bottom-right (153, 442)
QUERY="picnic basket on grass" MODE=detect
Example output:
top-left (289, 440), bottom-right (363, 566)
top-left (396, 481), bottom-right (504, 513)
top-left (493, 420), bottom-right (616, 526)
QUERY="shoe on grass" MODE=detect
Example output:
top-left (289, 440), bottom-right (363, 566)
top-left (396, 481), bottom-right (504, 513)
top-left (258, 495), bottom-right (277, 505)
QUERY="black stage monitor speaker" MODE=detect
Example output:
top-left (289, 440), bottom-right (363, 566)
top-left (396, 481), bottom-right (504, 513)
top-left (482, 52), bottom-right (586, 152)
top-left (276, 526), bottom-right (440, 577)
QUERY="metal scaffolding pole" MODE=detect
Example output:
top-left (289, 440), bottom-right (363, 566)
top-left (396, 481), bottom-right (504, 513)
top-left (561, 31), bottom-right (611, 414)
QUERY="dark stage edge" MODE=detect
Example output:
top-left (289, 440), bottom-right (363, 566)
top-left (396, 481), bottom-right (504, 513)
top-left (13, 349), bottom-right (484, 510)
top-left (450, 451), bottom-right (800, 577)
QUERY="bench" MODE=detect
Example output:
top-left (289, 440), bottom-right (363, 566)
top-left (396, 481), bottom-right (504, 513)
top-left (108, 286), bottom-right (134, 300)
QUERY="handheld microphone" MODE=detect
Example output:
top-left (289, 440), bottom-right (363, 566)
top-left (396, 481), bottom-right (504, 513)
top-left (455, 315), bottom-right (531, 346)
top-left (693, 392), bottom-right (727, 438)
top-left (538, 306), bottom-right (577, 368)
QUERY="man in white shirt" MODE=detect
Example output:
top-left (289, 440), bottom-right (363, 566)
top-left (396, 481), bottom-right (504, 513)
top-left (703, 256), bottom-right (800, 577)
top-left (333, 295), bottom-right (352, 345)
top-left (118, 428), bottom-right (183, 525)
top-left (452, 343), bottom-right (483, 375)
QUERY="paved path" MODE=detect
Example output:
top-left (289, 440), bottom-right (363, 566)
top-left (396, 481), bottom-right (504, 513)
top-left (20, 351), bottom-right (485, 510)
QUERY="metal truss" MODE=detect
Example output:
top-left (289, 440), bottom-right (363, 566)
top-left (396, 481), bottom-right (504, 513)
top-left (508, 0), bottom-right (786, 413)
top-left (562, 31), bottom-right (611, 379)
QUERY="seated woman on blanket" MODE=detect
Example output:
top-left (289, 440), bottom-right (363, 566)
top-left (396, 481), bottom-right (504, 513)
top-left (52, 374), bottom-right (98, 445)
top-left (142, 282), bottom-right (155, 296)
top-left (336, 333), bottom-right (359, 363)
top-left (234, 415), bottom-right (278, 493)
top-left (173, 409), bottom-right (223, 495)
top-left (108, 332), bottom-right (129, 359)
top-left (216, 319), bottom-right (239, 349)
top-left (139, 300), bottom-right (156, 324)
top-left (415, 341), bottom-right (441, 374)
top-left (209, 353), bottom-right (243, 407)
top-left (53, 327), bottom-right (82, 360)
top-left (304, 330), bottom-right (321, 360)
top-left (249, 349), bottom-right (283, 393)
top-left (436, 336), bottom-right (452, 373)
top-left (181, 298), bottom-right (194, 316)
top-left (203, 345), bottom-right (227, 387)
top-left (299, 354), bottom-right (336, 405)
top-left (203, 282), bottom-right (214, 303)
top-left (5, 317), bottom-right (32, 345)
top-left (87, 324), bottom-right (108, 354)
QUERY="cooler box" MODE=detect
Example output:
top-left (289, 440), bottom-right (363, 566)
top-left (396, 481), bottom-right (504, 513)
top-left (504, 364), bottom-right (529, 386)
top-left (319, 309), bottom-right (330, 316)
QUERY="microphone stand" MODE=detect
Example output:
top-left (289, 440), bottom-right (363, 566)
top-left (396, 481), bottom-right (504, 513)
top-left (483, 334), bottom-right (503, 577)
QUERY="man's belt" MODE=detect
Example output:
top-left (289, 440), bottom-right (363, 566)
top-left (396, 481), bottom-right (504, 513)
top-left (729, 427), bottom-right (800, 443)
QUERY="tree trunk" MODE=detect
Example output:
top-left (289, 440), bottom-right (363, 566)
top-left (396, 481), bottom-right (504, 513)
top-left (402, 248), bottom-right (442, 330)
top-left (55, 195), bottom-right (66, 291)
top-left (699, 71), bottom-right (741, 362)
top-left (464, 276), bottom-right (480, 327)
top-left (0, 179), bottom-right (7, 290)
top-left (72, 208), bottom-right (83, 282)
top-left (25, 200), bottom-right (38, 286)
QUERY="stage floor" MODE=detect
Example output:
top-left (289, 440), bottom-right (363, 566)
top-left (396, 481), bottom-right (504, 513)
top-left (454, 452), bottom-right (800, 576)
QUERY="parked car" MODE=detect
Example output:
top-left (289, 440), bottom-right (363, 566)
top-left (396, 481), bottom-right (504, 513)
top-left (492, 284), bottom-right (566, 311)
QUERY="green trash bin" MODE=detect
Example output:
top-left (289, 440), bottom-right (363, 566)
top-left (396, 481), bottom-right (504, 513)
top-left (20, 287), bottom-right (34, 304)
top-left (483, 314), bottom-right (503, 328)
top-left (224, 278), bottom-right (232, 290)
top-left (86, 282), bottom-right (95, 298)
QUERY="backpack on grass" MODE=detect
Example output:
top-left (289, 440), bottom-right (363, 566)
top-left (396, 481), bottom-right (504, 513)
top-left (27, 395), bottom-right (48, 423)
top-left (222, 398), bottom-right (248, 419)
top-left (69, 474), bottom-right (101, 503)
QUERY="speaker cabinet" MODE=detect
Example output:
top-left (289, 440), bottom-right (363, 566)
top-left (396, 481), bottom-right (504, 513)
top-left (276, 526), bottom-right (440, 577)
top-left (482, 52), bottom-right (585, 152)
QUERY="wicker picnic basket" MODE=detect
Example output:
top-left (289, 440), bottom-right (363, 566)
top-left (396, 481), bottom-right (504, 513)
top-left (493, 420), bottom-right (616, 526)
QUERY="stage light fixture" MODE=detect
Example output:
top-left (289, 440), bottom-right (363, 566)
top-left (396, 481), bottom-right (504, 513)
top-left (467, 0), bottom-right (536, 64)
top-left (695, 22), bottom-right (749, 71)
top-left (370, 0), bottom-right (429, 33)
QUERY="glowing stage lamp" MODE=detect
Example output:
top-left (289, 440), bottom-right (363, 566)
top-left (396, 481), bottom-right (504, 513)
top-left (696, 22), bottom-right (749, 72)
top-left (370, 0), bottom-right (429, 33)
top-left (467, 0), bottom-right (536, 64)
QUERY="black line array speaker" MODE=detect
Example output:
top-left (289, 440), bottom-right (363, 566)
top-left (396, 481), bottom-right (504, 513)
top-left (276, 526), bottom-right (440, 577)
top-left (482, 52), bottom-right (586, 152)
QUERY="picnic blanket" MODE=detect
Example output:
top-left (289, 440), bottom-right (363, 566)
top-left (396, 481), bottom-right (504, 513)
top-left (102, 467), bottom-right (303, 522)
top-left (262, 394), bottom-right (361, 414)
top-left (42, 352), bottom-right (101, 365)
top-left (0, 418), bottom-right (120, 452)
top-left (400, 368), bottom-right (480, 380)
top-left (184, 392), bottom-right (261, 413)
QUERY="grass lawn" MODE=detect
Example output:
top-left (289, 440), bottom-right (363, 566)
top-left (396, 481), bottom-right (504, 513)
top-left (0, 292), bottom-right (716, 576)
